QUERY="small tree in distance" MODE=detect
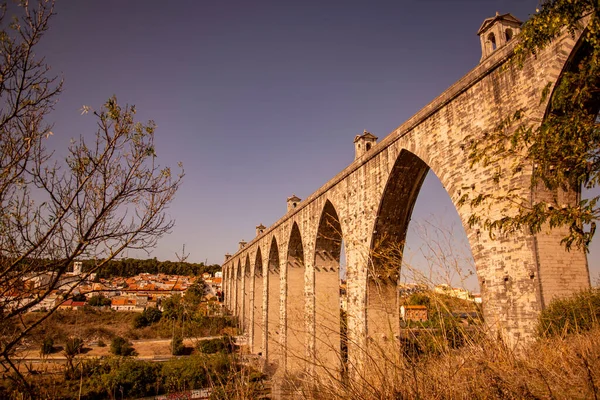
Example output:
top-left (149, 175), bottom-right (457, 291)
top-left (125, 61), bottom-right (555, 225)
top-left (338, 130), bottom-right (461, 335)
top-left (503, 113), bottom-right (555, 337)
top-left (63, 337), bottom-right (83, 373)
top-left (40, 337), bottom-right (54, 357)
top-left (110, 336), bottom-right (136, 357)
top-left (88, 294), bottom-right (112, 307)
top-left (171, 333), bottom-right (185, 356)
top-left (0, 0), bottom-right (183, 387)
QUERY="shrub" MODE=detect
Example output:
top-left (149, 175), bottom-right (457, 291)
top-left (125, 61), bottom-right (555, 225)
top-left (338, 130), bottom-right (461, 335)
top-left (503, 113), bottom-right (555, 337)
top-left (88, 294), bottom-right (111, 307)
top-left (64, 337), bottom-right (83, 358)
top-left (538, 289), bottom-right (600, 337)
top-left (40, 337), bottom-right (54, 356)
top-left (132, 307), bottom-right (162, 329)
top-left (143, 307), bottom-right (162, 323)
top-left (197, 335), bottom-right (235, 354)
top-left (171, 334), bottom-right (185, 356)
top-left (132, 313), bottom-right (148, 329)
top-left (94, 358), bottom-right (161, 399)
top-left (110, 336), bottom-right (136, 356)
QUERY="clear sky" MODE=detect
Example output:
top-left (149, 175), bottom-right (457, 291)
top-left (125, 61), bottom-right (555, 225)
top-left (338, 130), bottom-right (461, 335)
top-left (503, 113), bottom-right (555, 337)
top-left (34, 0), bottom-right (599, 287)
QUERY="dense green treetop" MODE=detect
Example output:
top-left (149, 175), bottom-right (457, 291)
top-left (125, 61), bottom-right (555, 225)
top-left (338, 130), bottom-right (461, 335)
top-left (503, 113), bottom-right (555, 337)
top-left (81, 258), bottom-right (221, 278)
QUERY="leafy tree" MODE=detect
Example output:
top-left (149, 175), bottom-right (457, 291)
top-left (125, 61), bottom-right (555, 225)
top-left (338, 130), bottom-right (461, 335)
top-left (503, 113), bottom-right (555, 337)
top-left (40, 337), bottom-right (54, 356)
top-left (0, 0), bottom-right (183, 386)
top-left (63, 337), bottom-right (83, 373)
top-left (110, 336), bottom-right (136, 357)
top-left (88, 294), bottom-right (111, 307)
top-left (407, 293), bottom-right (431, 308)
top-left (462, 1), bottom-right (600, 250)
top-left (89, 257), bottom-right (221, 279)
top-left (162, 293), bottom-right (184, 320)
top-left (131, 308), bottom-right (162, 328)
top-left (197, 335), bottom-right (235, 354)
top-left (132, 313), bottom-right (148, 329)
top-left (171, 333), bottom-right (185, 356)
top-left (184, 281), bottom-right (206, 308)
top-left (97, 358), bottom-right (160, 399)
top-left (143, 307), bottom-right (162, 324)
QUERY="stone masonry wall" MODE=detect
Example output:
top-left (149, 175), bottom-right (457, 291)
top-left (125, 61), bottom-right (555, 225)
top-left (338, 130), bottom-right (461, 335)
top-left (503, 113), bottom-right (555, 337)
top-left (221, 26), bottom-right (590, 376)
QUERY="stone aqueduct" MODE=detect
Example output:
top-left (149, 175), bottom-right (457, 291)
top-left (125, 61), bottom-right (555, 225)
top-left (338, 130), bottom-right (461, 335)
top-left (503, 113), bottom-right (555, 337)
top-left (221, 14), bottom-right (591, 376)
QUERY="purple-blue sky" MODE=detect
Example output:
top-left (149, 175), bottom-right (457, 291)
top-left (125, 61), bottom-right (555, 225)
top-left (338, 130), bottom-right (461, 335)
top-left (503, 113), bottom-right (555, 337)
top-left (36, 1), bottom-right (599, 286)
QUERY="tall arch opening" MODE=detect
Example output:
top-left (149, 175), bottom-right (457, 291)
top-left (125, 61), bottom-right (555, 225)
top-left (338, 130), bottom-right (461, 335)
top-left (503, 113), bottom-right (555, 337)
top-left (244, 255), bottom-right (251, 333)
top-left (369, 150), bottom-right (429, 341)
top-left (531, 34), bottom-right (600, 303)
top-left (313, 200), bottom-right (343, 376)
top-left (236, 260), bottom-right (242, 319)
top-left (223, 267), bottom-right (229, 309)
top-left (286, 222), bottom-right (305, 373)
top-left (488, 32), bottom-right (496, 51)
top-left (369, 149), bottom-right (479, 347)
top-left (267, 238), bottom-right (281, 367)
top-left (227, 266), bottom-right (232, 309)
top-left (253, 248), bottom-right (264, 354)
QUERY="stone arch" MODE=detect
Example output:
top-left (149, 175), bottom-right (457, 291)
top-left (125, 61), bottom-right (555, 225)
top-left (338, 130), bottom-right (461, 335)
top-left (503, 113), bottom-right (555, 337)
top-left (267, 237), bottom-right (281, 366)
top-left (244, 254), bottom-right (252, 333)
top-left (313, 199), bottom-right (344, 376)
top-left (253, 247), bottom-right (264, 354)
top-left (487, 32), bottom-right (496, 51)
top-left (368, 149), bottom-right (430, 341)
top-left (286, 222), bottom-right (306, 372)
top-left (236, 259), bottom-right (242, 318)
top-left (226, 265), bottom-right (232, 309)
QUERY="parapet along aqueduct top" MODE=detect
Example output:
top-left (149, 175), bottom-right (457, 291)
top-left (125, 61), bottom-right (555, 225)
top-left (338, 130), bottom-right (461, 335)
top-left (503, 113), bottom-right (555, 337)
top-left (221, 13), bottom-right (591, 378)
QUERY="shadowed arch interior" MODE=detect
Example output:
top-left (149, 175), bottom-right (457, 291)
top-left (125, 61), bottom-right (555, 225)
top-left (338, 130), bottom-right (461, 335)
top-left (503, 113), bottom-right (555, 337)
top-left (267, 237), bottom-right (281, 366)
top-left (368, 149), bottom-right (429, 341)
top-left (531, 34), bottom-right (599, 307)
top-left (236, 259), bottom-right (242, 317)
top-left (372, 150), bottom-right (429, 275)
top-left (243, 254), bottom-right (251, 333)
top-left (286, 222), bottom-right (305, 372)
top-left (313, 200), bottom-right (344, 376)
top-left (253, 247), bottom-right (264, 354)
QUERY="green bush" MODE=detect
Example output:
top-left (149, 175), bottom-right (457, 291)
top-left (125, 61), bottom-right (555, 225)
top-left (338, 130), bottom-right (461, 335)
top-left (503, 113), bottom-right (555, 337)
top-left (144, 307), bottom-right (162, 323)
top-left (64, 337), bottom-right (83, 358)
top-left (40, 337), bottom-right (54, 355)
top-left (171, 334), bottom-right (185, 355)
top-left (91, 358), bottom-right (160, 399)
top-left (197, 335), bottom-right (235, 354)
top-left (132, 313), bottom-right (147, 329)
top-left (538, 289), bottom-right (600, 337)
top-left (110, 336), bottom-right (137, 356)
top-left (88, 294), bottom-right (111, 307)
top-left (132, 307), bottom-right (163, 329)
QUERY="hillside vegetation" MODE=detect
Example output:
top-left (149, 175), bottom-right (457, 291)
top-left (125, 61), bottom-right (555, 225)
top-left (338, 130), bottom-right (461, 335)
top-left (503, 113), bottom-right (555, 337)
top-left (81, 258), bottom-right (221, 278)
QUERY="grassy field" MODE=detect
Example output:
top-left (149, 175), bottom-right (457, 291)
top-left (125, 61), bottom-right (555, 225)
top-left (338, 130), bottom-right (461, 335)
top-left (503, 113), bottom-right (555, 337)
top-left (17, 307), bottom-right (237, 358)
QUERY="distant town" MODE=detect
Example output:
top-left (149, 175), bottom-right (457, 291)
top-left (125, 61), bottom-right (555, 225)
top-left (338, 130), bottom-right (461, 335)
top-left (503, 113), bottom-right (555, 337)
top-left (3, 261), bottom-right (223, 314)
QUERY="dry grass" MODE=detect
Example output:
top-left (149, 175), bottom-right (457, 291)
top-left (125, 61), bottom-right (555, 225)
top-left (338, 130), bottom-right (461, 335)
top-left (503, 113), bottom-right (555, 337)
top-left (286, 324), bottom-right (600, 400)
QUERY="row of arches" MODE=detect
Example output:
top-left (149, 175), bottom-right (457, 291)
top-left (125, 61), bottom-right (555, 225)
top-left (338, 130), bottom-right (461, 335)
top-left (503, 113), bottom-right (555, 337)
top-left (224, 199), bottom-right (346, 376)
top-left (221, 30), bottom-right (594, 376)
top-left (222, 148), bottom-right (479, 378)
